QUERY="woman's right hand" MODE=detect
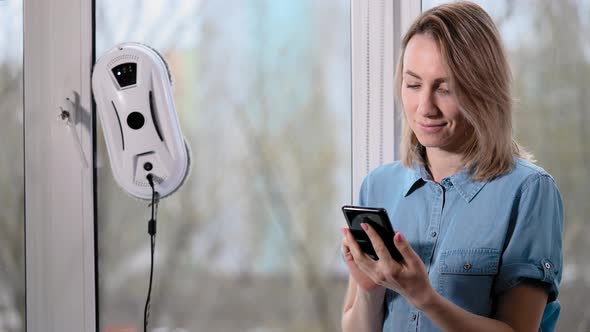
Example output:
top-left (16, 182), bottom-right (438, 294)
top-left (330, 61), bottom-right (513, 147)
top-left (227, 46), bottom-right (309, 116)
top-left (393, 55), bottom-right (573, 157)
top-left (342, 227), bottom-right (381, 291)
top-left (341, 227), bottom-right (386, 332)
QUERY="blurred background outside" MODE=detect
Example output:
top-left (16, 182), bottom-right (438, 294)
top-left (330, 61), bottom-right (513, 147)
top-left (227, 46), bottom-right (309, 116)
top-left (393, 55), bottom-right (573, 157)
top-left (0, 1), bottom-right (25, 332)
top-left (95, 1), bottom-right (352, 331)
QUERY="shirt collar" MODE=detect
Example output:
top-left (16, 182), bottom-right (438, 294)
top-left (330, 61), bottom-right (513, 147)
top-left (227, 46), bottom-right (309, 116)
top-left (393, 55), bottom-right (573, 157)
top-left (403, 163), bottom-right (487, 202)
top-left (401, 163), bottom-right (427, 197)
top-left (448, 167), bottom-right (488, 202)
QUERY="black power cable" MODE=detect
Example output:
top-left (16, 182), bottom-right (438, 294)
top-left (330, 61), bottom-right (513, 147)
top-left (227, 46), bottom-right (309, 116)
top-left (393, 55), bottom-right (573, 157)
top-left (144, 173), bottom-right (159, 332)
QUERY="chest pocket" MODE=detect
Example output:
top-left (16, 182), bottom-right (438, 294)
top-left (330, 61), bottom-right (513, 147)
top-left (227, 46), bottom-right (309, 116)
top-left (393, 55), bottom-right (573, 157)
top-left (438, 248), bottom-right (500, 316)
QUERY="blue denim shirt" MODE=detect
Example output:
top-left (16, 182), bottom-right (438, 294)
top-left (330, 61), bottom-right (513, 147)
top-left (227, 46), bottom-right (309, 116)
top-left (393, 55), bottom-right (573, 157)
top-left (358, 158), bottom-right (563, 332)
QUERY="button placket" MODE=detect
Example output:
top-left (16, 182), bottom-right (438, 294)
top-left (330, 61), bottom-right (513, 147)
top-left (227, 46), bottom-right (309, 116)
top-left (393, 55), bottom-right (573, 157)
top-left (408, 311), bottom-right (419, 329)
top-left (431, 184), bottom-right (444, 239)
top-left (424, 183), bottom-right (444, 273)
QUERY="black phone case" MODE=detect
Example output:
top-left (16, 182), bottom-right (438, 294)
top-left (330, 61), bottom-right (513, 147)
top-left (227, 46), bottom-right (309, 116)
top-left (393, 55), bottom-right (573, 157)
top-left (342, 205), bottom-right (403, 261)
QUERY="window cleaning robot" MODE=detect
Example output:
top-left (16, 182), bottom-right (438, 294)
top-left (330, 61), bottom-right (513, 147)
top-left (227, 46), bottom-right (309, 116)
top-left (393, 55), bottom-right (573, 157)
top-left (92, 42), bottom-right (191, 331)
top-left (92, 42), bottom-right (190, 200)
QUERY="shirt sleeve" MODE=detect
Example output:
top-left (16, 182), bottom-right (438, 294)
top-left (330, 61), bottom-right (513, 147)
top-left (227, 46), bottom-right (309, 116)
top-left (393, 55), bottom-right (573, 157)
top-left (492, 173), bottom-right (564, 302)
top-left (358, 174), bottom-right (369, 206)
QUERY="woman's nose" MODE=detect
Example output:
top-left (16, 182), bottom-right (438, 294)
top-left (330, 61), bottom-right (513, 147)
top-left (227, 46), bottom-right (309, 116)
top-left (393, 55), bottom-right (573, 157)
top-left (416, 91), bottom-right (438, 117)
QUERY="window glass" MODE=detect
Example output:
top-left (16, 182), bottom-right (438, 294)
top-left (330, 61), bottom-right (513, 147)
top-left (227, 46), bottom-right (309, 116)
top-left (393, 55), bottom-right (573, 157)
top-left (422, 1), bottom-right (590, 330)
top-left (96, 1), bottom-right (351, 331)
top-left (0, 1), bottom-right (25, 331)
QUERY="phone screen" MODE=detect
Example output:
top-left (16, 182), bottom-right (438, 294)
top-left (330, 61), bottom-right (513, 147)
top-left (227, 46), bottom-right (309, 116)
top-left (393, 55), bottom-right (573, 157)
top-left (342, 205), bottom-right (402, 261)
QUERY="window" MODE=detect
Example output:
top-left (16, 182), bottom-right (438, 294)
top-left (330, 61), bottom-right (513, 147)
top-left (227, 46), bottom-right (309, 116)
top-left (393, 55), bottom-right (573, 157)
top-left (422, 1), bottom-right (590, 330)
top-left (0, 1), bottom-right (25, 331)
top-left (21, 0), bottom-right (588, 329)
top-left (96, 1), bottom-right (351, 330)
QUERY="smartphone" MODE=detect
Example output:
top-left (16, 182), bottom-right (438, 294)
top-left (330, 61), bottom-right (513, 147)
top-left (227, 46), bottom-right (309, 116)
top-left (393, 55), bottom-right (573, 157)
top-left (341, 205), bottom-right (403, 261)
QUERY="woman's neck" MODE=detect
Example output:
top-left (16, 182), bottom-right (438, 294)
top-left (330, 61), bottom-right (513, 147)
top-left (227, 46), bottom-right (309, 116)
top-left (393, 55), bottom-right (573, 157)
top-left (424, 148), bottom-right (466, 183)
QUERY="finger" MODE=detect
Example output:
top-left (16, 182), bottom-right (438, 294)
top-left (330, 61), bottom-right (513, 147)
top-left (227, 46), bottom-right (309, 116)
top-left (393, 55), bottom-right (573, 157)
top-left (342, 227), bottom-right (376, 270)
top-left (361, 223), bottom-right (393, 263)
top-left (393, 232), bottom-right (421, 268)
top-left (344, 252), bottom-right (373, 286)
top-left (341, 236), bottom-right (353, 262)
top-left (342, 227), bottom-right (363, 258)
top-left (342, 248), bottom-right (379, 290)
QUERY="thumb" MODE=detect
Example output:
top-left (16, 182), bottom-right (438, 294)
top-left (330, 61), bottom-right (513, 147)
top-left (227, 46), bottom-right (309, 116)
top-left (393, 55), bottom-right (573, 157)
top-left (342, 245), bottom-right (354, 263)
top-left (394, 232), bottom-right (420, 266)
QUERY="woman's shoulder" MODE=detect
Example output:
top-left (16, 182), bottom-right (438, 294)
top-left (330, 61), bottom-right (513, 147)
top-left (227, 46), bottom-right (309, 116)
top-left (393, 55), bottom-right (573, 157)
top-left (513, 157), bottom-right (551, 177)
top-left (366, 161), bottom-right (411, 182)
top-left (494, 157), bottom-right (558, 191)
top-left (360, 161), bottom-right (414, 204)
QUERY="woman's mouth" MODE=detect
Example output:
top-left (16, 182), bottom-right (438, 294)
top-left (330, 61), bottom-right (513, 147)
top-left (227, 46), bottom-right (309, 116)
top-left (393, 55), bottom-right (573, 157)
top-left (417, 122), bottom-right (447, 133)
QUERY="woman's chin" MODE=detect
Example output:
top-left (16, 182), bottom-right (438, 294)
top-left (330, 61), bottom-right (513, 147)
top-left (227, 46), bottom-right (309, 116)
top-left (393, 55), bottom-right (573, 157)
top-left (417, 138), bottom-right (444, 149)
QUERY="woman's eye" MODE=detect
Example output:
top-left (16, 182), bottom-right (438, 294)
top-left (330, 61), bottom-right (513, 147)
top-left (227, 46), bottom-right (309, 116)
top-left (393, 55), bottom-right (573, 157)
top-left (437, 88), bottom-right (450, 95)
top-left (406, 84), bottom-right (420, 89)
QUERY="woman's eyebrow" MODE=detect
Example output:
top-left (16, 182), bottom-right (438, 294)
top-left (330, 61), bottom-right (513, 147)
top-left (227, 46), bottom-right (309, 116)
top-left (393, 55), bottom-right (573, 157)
top-left (404, 70), bottom-right (448, 84)
top-left (404, 70), bottom-right (422, 79)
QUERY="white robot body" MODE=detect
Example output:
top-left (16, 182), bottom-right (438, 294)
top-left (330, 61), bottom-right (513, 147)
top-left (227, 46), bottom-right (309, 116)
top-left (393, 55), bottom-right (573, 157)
top-left (92, 43), bottom-right (189, 200)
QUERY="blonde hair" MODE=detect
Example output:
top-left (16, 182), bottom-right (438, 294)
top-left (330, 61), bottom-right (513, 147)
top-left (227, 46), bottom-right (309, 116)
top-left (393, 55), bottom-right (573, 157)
top-left (396, 1), bottom-right (532, 180)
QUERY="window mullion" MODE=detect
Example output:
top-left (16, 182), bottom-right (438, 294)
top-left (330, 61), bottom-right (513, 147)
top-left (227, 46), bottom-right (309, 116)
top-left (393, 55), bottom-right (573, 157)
top-left (24, 0), bottom-right (95, 330)
top-left (351, 0), bottom-right (404, 202)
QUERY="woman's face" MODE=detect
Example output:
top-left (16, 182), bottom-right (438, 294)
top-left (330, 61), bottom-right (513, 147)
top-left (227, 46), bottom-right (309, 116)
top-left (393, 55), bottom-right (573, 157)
top-left (401, 33), bottom-right (469, 154)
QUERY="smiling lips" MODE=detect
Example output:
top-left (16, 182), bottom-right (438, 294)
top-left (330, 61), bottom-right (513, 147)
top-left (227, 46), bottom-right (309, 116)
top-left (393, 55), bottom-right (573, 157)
top-left (417, 122), bottom-right (447, 133)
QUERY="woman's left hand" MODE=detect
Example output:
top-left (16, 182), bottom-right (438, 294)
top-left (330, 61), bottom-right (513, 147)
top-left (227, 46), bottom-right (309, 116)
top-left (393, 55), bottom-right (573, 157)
top-left (344, 222), bottom-right (435, 310)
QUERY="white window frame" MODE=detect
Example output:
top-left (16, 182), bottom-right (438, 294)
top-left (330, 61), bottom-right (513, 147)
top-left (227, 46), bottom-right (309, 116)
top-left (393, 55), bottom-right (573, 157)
top-left (350, 0), bottom-right (420, 201)
top-left (22, 0), bottom-right (420, 329)
top-left (24, 0), bottom-right (95, 330)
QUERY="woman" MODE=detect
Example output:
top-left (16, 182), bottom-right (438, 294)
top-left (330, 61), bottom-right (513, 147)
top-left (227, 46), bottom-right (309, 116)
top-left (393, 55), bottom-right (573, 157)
top-left (341, 2), bottom-right (563, 332)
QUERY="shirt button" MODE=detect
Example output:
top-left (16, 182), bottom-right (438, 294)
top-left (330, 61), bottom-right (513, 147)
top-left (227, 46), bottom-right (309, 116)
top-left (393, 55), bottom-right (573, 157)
top-left (544, 262), bottom-right (552, 269)
top-left (463, 263), bottom-right (472, 270)
top-left (431, 231), bottom-right (437, 238)
top-left (411, 313), bottom-right (417, 321)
